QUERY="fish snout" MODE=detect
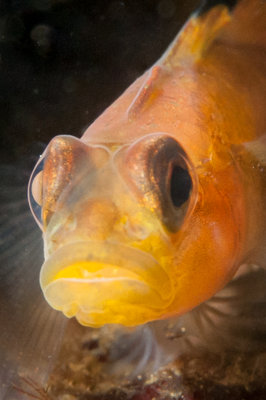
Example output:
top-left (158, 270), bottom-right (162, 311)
top-left (75, 198), bottom-right (119, 241)
top-left (42, 197), bottom-right (120, 257)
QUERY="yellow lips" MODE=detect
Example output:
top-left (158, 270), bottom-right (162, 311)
top-left (54, 261), bottom-right (141, 281)
top-left (40, 241), bottom-right (174, 326)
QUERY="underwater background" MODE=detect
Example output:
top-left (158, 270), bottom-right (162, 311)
top-left (0, 0), bottom-right (197, 164)
top-left (1, 1), bottom-right (266, 399)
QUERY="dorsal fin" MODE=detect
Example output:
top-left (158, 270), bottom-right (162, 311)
top-left (162, 0), bottom-right (266, 67)
top-left (199, 0), bottom-right (238, 14)
top-left (128, 0), bottom-right (266, 118)
top-left (128, 3), bottom-right (233, 117)
top-left (218, 0), bottom-right (266, 48)
top-left (162, 4), bottom-right (231, 67)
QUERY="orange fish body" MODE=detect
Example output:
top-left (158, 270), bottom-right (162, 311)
top-left (28, 0), bottom-right (266, 327)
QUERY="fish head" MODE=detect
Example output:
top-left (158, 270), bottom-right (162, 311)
top-left (28, 127), bottom-right (244, 327)
top-left (28, 133), bottom-right (193, 326)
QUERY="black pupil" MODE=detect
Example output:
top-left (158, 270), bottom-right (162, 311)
top-left (170, 165), bottom-right (192, 207)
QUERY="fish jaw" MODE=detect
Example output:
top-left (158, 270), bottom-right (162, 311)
top-left (40, 241), bottom-right (174, 327)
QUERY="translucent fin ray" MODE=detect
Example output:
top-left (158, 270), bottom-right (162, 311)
top-left (0, 164), bottom-right (67, 400)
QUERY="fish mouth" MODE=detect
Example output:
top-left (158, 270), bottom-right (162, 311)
top-left (40, 241), bottom-right (173, 326)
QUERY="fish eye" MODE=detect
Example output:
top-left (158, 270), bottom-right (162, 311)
top-left (121, 133), bottom-right (195, 232)
top-left (147, 135), bottom-right (193, 231)
top-left (28, 155), bottom-right (45, 230)
top-left (169, 164), bottom-right (192, 208)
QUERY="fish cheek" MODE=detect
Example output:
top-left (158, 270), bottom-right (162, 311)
top-left (167, 175), bottom-right (243, 317)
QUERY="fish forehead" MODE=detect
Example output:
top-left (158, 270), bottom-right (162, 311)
top-left (81, 1), bottom-right (265, 154)
top-left (82, 67), bottom-right (204, 145)
top-left (81, 62), bottom-right (254, 168)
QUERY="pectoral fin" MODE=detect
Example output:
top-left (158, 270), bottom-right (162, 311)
top-left (0, 163), bottom-right (67, 399)
top-left (153, 264), bottom-right (266, 386)
top-left (244, 135), bottom-right (266, 166)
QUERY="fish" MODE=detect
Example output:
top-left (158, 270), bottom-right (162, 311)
top-left (1, 0), bottom-right (266, 397)
top-left (28, 0), bottom-right (266, 328)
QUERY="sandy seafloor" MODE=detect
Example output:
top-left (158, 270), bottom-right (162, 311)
top-left (1, 0), bottom-right (266, 399)
top-left (25, 318), bottom-right (266, 400)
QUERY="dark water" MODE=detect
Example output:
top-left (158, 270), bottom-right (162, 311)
top-left (0, 0), bottom-right (197, 164)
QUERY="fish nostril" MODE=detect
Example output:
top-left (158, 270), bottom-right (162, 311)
top-left (73, 199), bottom-right (119, 239)
top-left (125, 220), bottom-right (150, 240)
